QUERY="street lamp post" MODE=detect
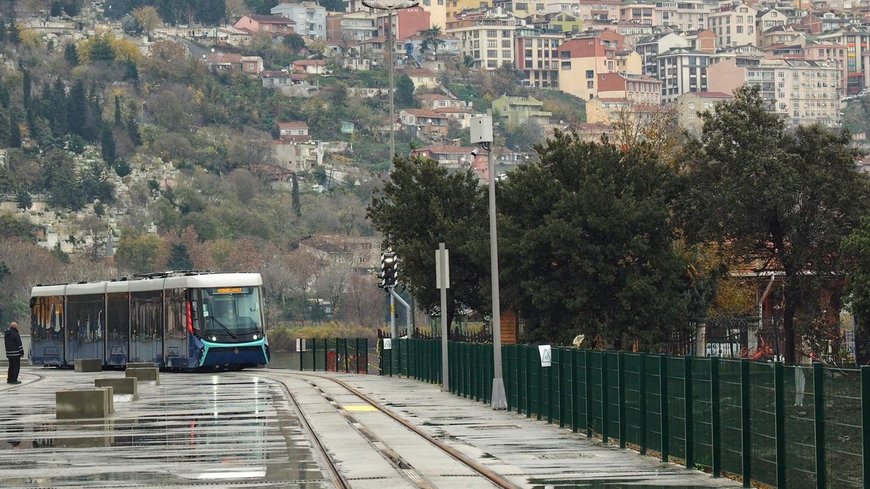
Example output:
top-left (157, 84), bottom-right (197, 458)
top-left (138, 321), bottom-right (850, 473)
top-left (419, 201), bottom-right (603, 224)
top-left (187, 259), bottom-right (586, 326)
top-left (471, 112), bottom-right (507, 410)
top-left (362, 0), bottom-right (419, 165)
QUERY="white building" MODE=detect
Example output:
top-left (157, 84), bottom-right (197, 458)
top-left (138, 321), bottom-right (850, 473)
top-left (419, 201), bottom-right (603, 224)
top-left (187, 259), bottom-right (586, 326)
top-left (272, 1), bottom-right (328, 39)
top-left (707, 2), bottom-right (757, 49)
top-left (656, 47), bottom-right (710, 103)
top-left (446, 7), bottom-right (521, 70)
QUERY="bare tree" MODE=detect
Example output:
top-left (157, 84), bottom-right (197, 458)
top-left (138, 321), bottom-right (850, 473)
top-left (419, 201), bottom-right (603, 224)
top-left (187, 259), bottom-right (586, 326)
top-left (610, 103), bottom-right (684, 166)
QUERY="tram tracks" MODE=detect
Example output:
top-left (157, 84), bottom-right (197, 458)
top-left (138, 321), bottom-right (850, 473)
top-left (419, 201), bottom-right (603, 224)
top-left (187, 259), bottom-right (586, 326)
top-left (261, 371), bottom-right (519, 489)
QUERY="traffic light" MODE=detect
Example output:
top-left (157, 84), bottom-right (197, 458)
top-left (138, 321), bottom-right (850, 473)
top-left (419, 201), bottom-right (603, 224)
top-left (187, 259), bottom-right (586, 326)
top-left (379, 250), bottom-right (398, 288)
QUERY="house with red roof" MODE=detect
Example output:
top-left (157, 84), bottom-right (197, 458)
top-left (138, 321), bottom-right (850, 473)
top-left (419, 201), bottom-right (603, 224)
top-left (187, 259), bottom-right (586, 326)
top-left (234, 15), bottom-right (295, 35)
top-left (292, 59), bottom-right (328, 75)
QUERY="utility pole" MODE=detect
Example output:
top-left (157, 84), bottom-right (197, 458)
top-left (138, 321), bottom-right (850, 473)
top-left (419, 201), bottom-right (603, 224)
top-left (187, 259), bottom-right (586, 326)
top-left (471, 112), bottom-right (507, 410)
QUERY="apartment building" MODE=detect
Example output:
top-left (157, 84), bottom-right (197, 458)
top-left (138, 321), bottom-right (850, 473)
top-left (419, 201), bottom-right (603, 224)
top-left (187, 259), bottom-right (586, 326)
top-left (675, 91), bottom-right (732, 134)
top-left (515, 27), bottom-right (564, 88)
top-left (447, 8), bottom-right (520, 70)
top-left (446, 0), bottom-right (487, 25)
top-left (654, 0), bottom-right (709, 32)
top-left (557, 36), bottom-right (619, 99)
top-left (708, 58), bottom-right (842, 127)
top-left (620, 1), bottom-right (655, 25)
top-left (271, 2), bottom-right (327, 39)
top-left (577, 0), bottom-right (621, 23)
top-left (656, 47), bottom-right (711, 103)
top-left (529, 11), bottom-right (583, 34)
top-left (755, 8), bottom-right (786, 45)
top-left (636, 31), bottom-right (690, 78)
top-left (376, 7), bottom-right (431, 41)
top-left (326, 11), bottom-right (377, 43)
top-left (419, 0), bottom-right (448, 30)
top-left (707, 2), bottom-right (757, 49)
top-left (816, 26), bottom-right (870, 95)
top-left (597, 72), bottom-right (662, 104)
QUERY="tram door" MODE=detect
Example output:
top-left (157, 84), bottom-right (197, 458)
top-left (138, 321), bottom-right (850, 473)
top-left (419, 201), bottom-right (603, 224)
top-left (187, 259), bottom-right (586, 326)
top-left (130, 290), bottom-right (163, 365)
top-left (105, 291), bottom-right (130, 366)
top-left (65, 294), bottom-right (105, 364)
top-left (164, 288), bottom-right (189, 368)
top-left (30, 294), bottom-right (65, 366)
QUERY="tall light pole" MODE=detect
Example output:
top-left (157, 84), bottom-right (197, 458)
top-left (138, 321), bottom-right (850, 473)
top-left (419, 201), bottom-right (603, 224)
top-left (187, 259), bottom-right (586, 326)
top-left (471, 112), bottom-right (507, 410)
top-left (362, 0), bottom-right (419, 166)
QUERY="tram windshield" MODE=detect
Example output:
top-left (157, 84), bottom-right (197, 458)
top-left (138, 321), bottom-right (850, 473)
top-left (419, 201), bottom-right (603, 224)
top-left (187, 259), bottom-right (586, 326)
top-left (199, 286), bottom-right (264, 337)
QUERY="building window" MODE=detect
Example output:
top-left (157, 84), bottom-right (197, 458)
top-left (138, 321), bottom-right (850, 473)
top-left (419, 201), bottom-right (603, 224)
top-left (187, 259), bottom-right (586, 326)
top-left (587, 80), bottom-right (594, 88)
top-left (586, 69), bottom-right (594, 78)
top-left (561, 61), bottom-right (571, 69)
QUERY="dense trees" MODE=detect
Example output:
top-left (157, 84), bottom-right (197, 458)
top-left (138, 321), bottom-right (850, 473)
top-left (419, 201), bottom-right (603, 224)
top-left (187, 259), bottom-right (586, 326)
top-left (677, 85), bottom-right (869, 362)
top-left (500, 133), bottom-right (688, 346)
top-left (367, 156), bottom-right (489, 327)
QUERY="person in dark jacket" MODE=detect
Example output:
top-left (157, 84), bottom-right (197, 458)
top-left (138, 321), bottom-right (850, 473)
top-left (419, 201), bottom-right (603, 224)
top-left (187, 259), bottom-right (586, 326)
top-left (5, 322), bottom-right (23, 384)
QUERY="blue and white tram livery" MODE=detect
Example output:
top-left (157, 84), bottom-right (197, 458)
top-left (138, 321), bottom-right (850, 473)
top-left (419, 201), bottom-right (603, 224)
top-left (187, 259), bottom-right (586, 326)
top-left (30, 271), bottom-right (270, 370)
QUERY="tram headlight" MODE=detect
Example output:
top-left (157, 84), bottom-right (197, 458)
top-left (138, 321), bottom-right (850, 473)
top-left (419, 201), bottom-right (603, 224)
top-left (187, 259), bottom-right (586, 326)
top-left (210, 336), bottom-right (217, 341)
top-left (252, 334), bottom-right (259, 340)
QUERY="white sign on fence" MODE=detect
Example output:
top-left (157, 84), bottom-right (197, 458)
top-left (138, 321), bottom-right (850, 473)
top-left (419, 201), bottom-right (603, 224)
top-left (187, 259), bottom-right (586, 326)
top-left (705, 343), bottom-right (741, 358)
top-left (383, 338), bottom-right (392, 350)
top-left (538, 345), bottom-right (552, 367)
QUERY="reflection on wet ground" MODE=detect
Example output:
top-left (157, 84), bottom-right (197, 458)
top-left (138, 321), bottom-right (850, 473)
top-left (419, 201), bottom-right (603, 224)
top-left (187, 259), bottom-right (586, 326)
top-left (0, 370), bottom-right (330, 488)
top-left (530, 484), bottom-right (726, 489)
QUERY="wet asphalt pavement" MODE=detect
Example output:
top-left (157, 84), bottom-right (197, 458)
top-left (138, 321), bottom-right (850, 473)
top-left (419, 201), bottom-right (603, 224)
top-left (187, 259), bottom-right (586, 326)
top-left (0, 367), bottom-right (743, 489)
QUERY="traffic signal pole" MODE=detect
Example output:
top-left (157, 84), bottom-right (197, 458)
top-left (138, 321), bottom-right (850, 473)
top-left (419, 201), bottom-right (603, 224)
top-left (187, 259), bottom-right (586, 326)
top-left (389, 288), bottom-right (411, 337)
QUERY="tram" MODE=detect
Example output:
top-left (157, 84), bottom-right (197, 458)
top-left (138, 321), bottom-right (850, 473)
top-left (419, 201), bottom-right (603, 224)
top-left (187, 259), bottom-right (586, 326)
top-left (29, 271), bottom-right (270, 370)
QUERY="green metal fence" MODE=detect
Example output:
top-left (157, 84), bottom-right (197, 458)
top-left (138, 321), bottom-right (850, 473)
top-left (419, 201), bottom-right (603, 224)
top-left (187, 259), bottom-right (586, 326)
top-left (293, 338), bottom-right (369, 373)
top-left (378, 339), bottom-right (869, 489)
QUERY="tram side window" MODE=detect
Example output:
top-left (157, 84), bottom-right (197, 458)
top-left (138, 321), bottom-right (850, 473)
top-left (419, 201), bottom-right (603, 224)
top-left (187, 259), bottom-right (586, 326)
top-left (67, 295), bottom-right (104, 343)
top-left (131, 292), bottom-right (162, 341)
top-left (31, 296), bottom-right (64, 340)
top-left (166, 288), bottom-right (186, 339)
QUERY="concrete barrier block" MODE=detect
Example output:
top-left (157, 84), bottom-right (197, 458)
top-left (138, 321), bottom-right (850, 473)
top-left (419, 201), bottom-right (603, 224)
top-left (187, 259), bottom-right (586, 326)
top-left (125, 362), bottom-right (156, 369)
top-left (125, 367), bottom-right (159, 385)
top-left (95, 386), bottom-right (114, 414)
top-left (74, 358), bottom-right (103, 372)
top-left (95, 377), bottom-right (138, 400)
top-left (56, 389), bottom-right (110, 419)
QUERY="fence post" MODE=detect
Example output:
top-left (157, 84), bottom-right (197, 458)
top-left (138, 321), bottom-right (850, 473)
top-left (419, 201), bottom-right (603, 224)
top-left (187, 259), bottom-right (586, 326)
top-left (711, 356), bottom-right (721, 478)
top-left (526, 346), bottom-right (533, 417)
top-left (774, 361), bottom-right (786, 489)
top-left (618, 351), bottom-right (626, 449)
top-left (585, 349), bottom-right (593, 438)
top-left (862, 366), bottom-right (870, 489)
top-left (741, 359), bottom-right (751, 487)
top-left (572, 349), bottom-right (579, 433)
top-left (813, 362), bottom-right (825, 489)
top-left (685, 356), bottom-right (694, 470)
top-left (660, 354), bottom-right (669, 463)
top-left (639, 353), bottom-right (647, 455)
top-left (548, 349), bottom-right (555, 424)
top-left (312, 338), bottom-right (317, 372)
top-left (364, 337), bottom-right (368, 375)
top-left (559, 349), bottom-right (566, 427)
top-left (324, 338), bottom-right (329, 372)
top-left (343, 338), bottom-right (349, 373)
top-left (300, 339), bottom-right (304, 371)
top-left (538, 348), bottom-right (544, 420)
top-left (602, 352), bottom-right (609, 444)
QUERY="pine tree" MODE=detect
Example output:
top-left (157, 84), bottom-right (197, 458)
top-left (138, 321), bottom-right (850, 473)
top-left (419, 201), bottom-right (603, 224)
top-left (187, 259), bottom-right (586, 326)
top-left (67, 79), bottom-right (87, 138)
top-left (9, 115), bottom-right (20, 148)
top-left (167, 243), bottom-right (193, 271)
top-left (101, 125), bottom-right (116, 166)
top-left (126, 113), bottom-right (142, 146)
top-left (64, 42), bottom-right (78, 66)
top-left (291, 172), bottom-right (302, 217)
top-left (21, 69), bottom-right (30, 110)
top-left (114, 95), bottom-right (122, 127)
